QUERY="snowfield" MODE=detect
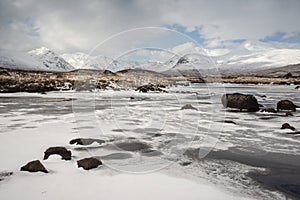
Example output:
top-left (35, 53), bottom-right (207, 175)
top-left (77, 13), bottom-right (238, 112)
top-left (0, 84), bottom-right (299, 199)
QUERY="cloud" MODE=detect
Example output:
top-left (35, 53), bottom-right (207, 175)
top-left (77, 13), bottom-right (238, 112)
top-left (0, 0), bottom-right (300, 53)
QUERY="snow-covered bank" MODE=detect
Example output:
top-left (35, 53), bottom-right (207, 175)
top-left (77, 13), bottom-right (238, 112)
top-left (0, 170), bottom-right (253, 200)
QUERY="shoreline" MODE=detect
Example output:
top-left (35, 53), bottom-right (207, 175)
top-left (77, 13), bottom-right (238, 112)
top-left (0, 67), bottom-right (299, 93)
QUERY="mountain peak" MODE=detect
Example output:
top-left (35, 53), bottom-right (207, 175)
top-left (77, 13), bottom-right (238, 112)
top-left (28, 47), bottom-right (52, 55)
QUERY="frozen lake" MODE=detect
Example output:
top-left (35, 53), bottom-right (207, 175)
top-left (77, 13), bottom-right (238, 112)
top-left (0, 83), bottom-right (299, 200)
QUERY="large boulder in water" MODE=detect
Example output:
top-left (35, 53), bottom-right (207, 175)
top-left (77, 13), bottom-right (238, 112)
top-left (221, 93), bottom-right (260, 112)
top-left (277, 100), bottom-right (298, 112)
top-left (21, 160), bottom-right (48, 173)
top-left (44, 147), bottom-right (72, 161)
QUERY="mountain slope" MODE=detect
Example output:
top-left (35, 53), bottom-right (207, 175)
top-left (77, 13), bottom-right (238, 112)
top-left (0, 47), bottom-right (75, 72)
top-left (28, 47), bottom-right (74, 72)
top-left (0, 50), bottom-right (46, 71)
top-left (216, 41), bottom-right (300, 73)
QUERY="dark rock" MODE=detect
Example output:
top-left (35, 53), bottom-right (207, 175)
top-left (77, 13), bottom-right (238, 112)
top-left (20, 160), bottom-right (48, 173)
top-left (153, 133), bottom-right (163, 137)
top-left (181, 104), bottom-right (197, 110)
top-left (177, 57), bottom-right (189, 64)
top-left (180, 161), bottom-right (192, 166)
top-left (77, 157), bottom-right (102, 170)
top-left (295, 86), bottom-right (300, 90)
top-left (261, 108), bottom-right (277, 113)
top-left (221, 93), bottom-right (260, 112)
top-left (136, 84), bottom-right (167, 93)
top-left (281, 123), bottom-right (296, 131)
top-left (69, 138), bottom-right (105, 145)
top-left (277, 100), bottom-right (298, 112)
top-left (284, 72), bottom-right (293, 79)
top-left (286, 112), bottom-right (294, 117)
top-left (44, 147), bottom-right (72, 160)
top-left (223, 120), bottom-right (237, 125)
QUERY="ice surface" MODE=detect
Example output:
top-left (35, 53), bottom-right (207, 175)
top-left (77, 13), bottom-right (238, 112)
top-left (0, 84), bottom-right (298, 199)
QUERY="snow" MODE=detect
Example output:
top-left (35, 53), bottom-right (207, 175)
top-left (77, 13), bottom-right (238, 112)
top-left (0, 170), bottom-right (252, 200)
top-left (0, 91), bottom-right (254, 200)
top-left (1, 84), bottom-right (298, 199)
top-left (0, 49), bottom-right (43, 71)
top-left (28, 47), bottom-right (74, 72)
top-left (1, 40), bottom-right (300, 72)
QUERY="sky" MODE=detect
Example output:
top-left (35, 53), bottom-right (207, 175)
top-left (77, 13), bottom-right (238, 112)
top-left (0, 0), bottom-right (300, 55)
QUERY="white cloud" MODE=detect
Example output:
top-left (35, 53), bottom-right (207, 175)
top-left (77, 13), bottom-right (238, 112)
top-left (0, 0), bottom-right (300, 53)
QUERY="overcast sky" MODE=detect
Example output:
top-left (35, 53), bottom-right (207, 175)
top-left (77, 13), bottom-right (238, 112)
top-left (1, 0), bottom-right (300, 54)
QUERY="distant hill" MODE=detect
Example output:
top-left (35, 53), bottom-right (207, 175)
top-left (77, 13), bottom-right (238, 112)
top-left (248, 63), bottom-right (300, 78)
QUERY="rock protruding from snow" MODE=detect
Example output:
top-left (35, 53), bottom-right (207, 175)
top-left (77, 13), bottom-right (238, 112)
top-left (20, 160), bottom-right (48, 173)
top-left (43, 147), bottom-right (72, 161)
top-left (281, 123), bottom-right (296, 131)
top-left (181, 104), bottom-right (198, 111)
top-left (69, 138), bottom-right (105, 145)
top-left (77, 157), bottom-right (102, 170)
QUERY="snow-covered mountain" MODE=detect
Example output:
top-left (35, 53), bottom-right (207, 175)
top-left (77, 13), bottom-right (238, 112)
top-left (61, 52), bottom-right (166, 72)
top-left (216, 41), bottom-right (300, 73)
top-left (1, 41), bottom-right (300, 73)
top-left (163, 41), bottom-right (300, 74)
top-left (0, 47), bottom-right (74, 72)
top-left (0, 50), bottom-right (43, 71)
top-left (28, 47), bottom-right (74, 71)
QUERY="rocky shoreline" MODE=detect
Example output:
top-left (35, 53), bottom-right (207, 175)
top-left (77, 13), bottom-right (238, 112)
top-left (1, 67), bottom-right (299, 93)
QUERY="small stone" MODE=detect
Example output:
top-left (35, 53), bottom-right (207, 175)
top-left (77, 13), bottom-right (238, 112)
top-left (223, 120), bottom-right (237, 125)
top-left (281, 123), bottom-right (296, 131)
top-left (181, 104), bottom-right (197, 110)
top-left (69, 138), bottom-right (105, 145)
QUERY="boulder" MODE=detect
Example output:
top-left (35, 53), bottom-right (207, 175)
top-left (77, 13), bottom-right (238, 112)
top-left (281, 123), bottom-right (296, 131)
top-left (69, 138), bottom-right (105, 145)
top-left (77, 157), bottom-right (102, 170)
top-left (221, 93), bottom-right (260, 112)
top-left (21, 160), bottom-right (48, 173)
top-left (261, 108), bottom-right (277, 113)
top-left (181, 104), bottom-right (197, 110)
top-left (277, 100), bottom-right (298, 112)
top-left (44, 147), bottom-right (72, 160)
top-left (295, 86), bottom-right (300, 90)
